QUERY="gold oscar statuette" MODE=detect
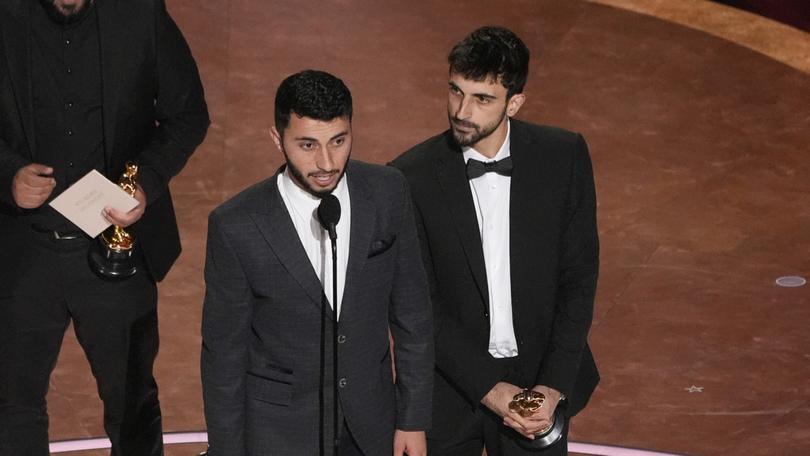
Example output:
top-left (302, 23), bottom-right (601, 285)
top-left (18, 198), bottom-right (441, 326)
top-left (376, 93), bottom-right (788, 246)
top-left (88, 162), bottom-right (140, 280)
top-left (508, 389), bottom-right (567, 451)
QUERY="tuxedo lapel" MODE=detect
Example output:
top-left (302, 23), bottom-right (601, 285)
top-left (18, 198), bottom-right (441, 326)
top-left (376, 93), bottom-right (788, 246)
top-left (435, 134), bottom-right (489, 307)
top-left (2, 0), bottom-right (36, 159)
top-left (342, 162), bottom-right (376, 320)
top-left (95, 0), bottom-right (127, 168)
top-left (250, 176), bottom-right (333, 318)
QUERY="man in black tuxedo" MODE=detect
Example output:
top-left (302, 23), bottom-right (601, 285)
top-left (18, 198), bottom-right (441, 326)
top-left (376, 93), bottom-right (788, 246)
top-left (391, 26), bottom-right (599, 455)
top-left (201, 70), bottom-right (433, 456)
top-left (0, 0), bottom-right (209, 454)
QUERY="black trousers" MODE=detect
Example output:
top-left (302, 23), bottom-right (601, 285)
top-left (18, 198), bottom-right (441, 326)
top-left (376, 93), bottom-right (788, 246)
top-left (0, 229), bottom-right (163, 456)
top-left (428, 373), bottom-right (569, 456)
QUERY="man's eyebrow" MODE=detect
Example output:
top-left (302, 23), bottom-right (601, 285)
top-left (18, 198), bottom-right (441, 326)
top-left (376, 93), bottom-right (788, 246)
top-left (449, 81), bottom-right (497, 100)
top-left (329, 131), bottom-right (349, 141)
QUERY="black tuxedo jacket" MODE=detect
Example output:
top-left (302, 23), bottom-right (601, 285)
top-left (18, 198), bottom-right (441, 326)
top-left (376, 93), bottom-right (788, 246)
top-left (201, 161), bottom-right (434, 456)
top-left (392, 119), bottom-right (599, 416)
top-left (0, 0), bottom-right (209, 282)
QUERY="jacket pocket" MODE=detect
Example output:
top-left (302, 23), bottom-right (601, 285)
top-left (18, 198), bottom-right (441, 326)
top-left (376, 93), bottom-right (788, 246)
top-left (367, 235), bottom-right (396, 258)
top-left (246, 372), bottom-right (293, 406)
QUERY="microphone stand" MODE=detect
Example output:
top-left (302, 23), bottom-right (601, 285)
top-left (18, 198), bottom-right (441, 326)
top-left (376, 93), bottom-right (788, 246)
top-left (330, 234), bottom-right (339, 456)
top-left (319, 232), bottom-right (340, 456)
top-left (317, 195), bottom-right (341, 456)
top-left (319, 239), bottom-right (339, 456)
top-left (320, 285), bottom-right (326, 456)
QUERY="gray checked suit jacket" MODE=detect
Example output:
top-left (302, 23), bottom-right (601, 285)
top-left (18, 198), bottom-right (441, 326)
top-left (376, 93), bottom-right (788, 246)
top-left (201, 160), bottom-right (434, 456)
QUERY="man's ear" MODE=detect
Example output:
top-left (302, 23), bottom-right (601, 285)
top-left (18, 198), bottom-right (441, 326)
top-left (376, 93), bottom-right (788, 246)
top-left (506, 93), bottom-right (526, 117)
top-left (270, 126), bottom-right (284, 153)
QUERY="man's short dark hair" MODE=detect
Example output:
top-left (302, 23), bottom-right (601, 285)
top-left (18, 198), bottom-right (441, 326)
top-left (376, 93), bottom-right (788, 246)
top-left (274, 70), bottom-right (353, 132)
top-left (448, 26), bottom-right (530, 98)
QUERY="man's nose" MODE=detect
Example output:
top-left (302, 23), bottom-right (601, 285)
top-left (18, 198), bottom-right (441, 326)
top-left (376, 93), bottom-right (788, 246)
top-left (315, 148), bottom-right (334, 171)
top-left (455, 96), bottom-right (473, 120)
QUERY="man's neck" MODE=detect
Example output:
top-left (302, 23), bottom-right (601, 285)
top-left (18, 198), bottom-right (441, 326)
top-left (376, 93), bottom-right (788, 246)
top-left (472, 119), bottom-right (509, 159)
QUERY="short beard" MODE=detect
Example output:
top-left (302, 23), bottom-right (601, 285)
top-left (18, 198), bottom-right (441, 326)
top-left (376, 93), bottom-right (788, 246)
top-left (282, 148), bottom-right (347, 199)
top-left (38, 0), bottom-right (93, 26)
top-left (448, 107), bottom-right (507, 148)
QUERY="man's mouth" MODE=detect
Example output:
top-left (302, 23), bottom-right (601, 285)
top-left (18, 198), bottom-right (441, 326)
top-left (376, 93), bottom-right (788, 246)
top-left (310, 172), bottom-right (338, 186)
top-left (452, 120), bottom-right (477, 132)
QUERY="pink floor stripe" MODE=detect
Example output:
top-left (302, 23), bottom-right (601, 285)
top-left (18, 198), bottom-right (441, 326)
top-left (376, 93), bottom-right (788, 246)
top-left (569, 442), bottom-right (687, 456)
top-left (50, 433), bottom-right (687, 455)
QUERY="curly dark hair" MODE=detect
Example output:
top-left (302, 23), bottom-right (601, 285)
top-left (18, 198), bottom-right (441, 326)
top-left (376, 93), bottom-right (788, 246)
top-left (448, 26), bottom-right (530, 98)
top-left (274, 70), bottom-right (353, 132)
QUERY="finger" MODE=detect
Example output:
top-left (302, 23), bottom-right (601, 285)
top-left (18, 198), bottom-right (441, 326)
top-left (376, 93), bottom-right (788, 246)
top-left (505, 411), bottom-right (536, 431)
top-left (19, 192), bottom-right (51, 209)
top-left (17, 199), bottom-right (41, 209)
top-left (503, 416), bottom-right (523, 431)
top-left (18, 188), bottom-right (54, 205)
top-left (21, 186), bottom-right (54, 198)
top-left (25, 164), bottom-right (54, 176)
top-left (503, 419), bottom-right (535, 440)
top-left (519, 412), bottom-right (552, 434)
top-left (21, 175), bottom-right (56, 188)
top-left (503, 416), bottom-right (534, 438)
top-left (524, 420), bottom-right (552, 434)
top-left (103, 207), bottom-right (130, 226)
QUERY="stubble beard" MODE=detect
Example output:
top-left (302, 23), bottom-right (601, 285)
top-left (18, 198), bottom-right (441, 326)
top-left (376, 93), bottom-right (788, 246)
top-left (283, 149), bottom-right (347, 199)
top-left (39, 0), bottom-right (93, 25)
top-left (448, 107), bottom-right (507, 148)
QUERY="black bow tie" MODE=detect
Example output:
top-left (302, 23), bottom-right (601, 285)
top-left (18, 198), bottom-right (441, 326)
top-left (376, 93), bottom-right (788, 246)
top-left (465, 157), bottom-right (513, 180)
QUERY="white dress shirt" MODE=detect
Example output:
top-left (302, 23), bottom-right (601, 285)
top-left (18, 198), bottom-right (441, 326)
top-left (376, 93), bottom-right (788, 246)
top-left (277, 167), bottom-right (351, 319)
top-left (463, 121), bottom-right (518, 358)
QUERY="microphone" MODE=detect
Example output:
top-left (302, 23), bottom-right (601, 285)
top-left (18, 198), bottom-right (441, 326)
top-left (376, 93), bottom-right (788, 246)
top-left (317, 194), bottom-right (341, 241)
top-left (316, 193), bottom-right (341, 455)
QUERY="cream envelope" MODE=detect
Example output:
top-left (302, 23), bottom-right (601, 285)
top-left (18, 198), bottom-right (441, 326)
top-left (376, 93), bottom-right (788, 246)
top-left (49, 169), bottom-right (139, 238)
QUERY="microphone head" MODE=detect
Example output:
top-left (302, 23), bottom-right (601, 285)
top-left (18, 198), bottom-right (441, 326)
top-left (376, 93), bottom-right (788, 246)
top-left (317, 194), bottom-right (341, 232)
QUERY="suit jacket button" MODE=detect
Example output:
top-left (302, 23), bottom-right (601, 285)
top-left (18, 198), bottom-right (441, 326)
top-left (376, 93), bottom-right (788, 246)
top-left (337, 334), bottom-right (347, 344)
top-left (339, 377), bottom-right (347, 388)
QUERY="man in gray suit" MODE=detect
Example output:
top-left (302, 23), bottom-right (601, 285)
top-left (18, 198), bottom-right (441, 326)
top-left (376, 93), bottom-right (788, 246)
top-left (201, 70), bottom-right (433, 456)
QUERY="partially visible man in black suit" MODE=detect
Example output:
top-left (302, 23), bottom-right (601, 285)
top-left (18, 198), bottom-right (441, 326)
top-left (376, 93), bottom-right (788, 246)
top-left (0, 0), bottom-right (209, 454)
top-left (201, 70), bottom-right (433, 456)
top-left (392, 26), bottom-right (600, 455)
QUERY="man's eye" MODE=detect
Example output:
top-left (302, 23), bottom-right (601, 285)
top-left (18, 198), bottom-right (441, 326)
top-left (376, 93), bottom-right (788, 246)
top-left (476, 96), bottom-right (490, 104)
top-left (333, 137), bottom-right (345, 146)
top-left (449, 86), bottom-right (461, 94)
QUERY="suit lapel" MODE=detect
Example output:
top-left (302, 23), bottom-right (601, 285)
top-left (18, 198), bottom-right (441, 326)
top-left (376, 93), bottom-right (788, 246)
top-left (435, 134), bottom-right (489, 307)
top-left (250, 174), bottom-right (333, 318)
top-left (95, 0), bottom-right (126, 168)
top-left (342, 161), bottom-right (376, 320)
top-left (2, 0), bottom-right (36, 159)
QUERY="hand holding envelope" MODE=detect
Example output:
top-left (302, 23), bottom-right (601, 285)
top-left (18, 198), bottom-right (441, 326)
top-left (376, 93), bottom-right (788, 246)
top-left (49, 169), bottom-right (139, 238)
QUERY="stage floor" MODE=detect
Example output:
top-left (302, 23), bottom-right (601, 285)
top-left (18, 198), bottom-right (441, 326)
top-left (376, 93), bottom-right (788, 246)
top-left (45, 0), bottom-right (810, 454)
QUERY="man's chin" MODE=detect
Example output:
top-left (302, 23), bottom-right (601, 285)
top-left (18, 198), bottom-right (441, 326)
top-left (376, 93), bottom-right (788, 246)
top-left (309, 185), bottom-right (336, 198)
top-left (452, 131), bottom-right (477, 148)
top-left (39, 0), bottom-right (91, 25)
top-left (302, 174), bottom-right (344, 198)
